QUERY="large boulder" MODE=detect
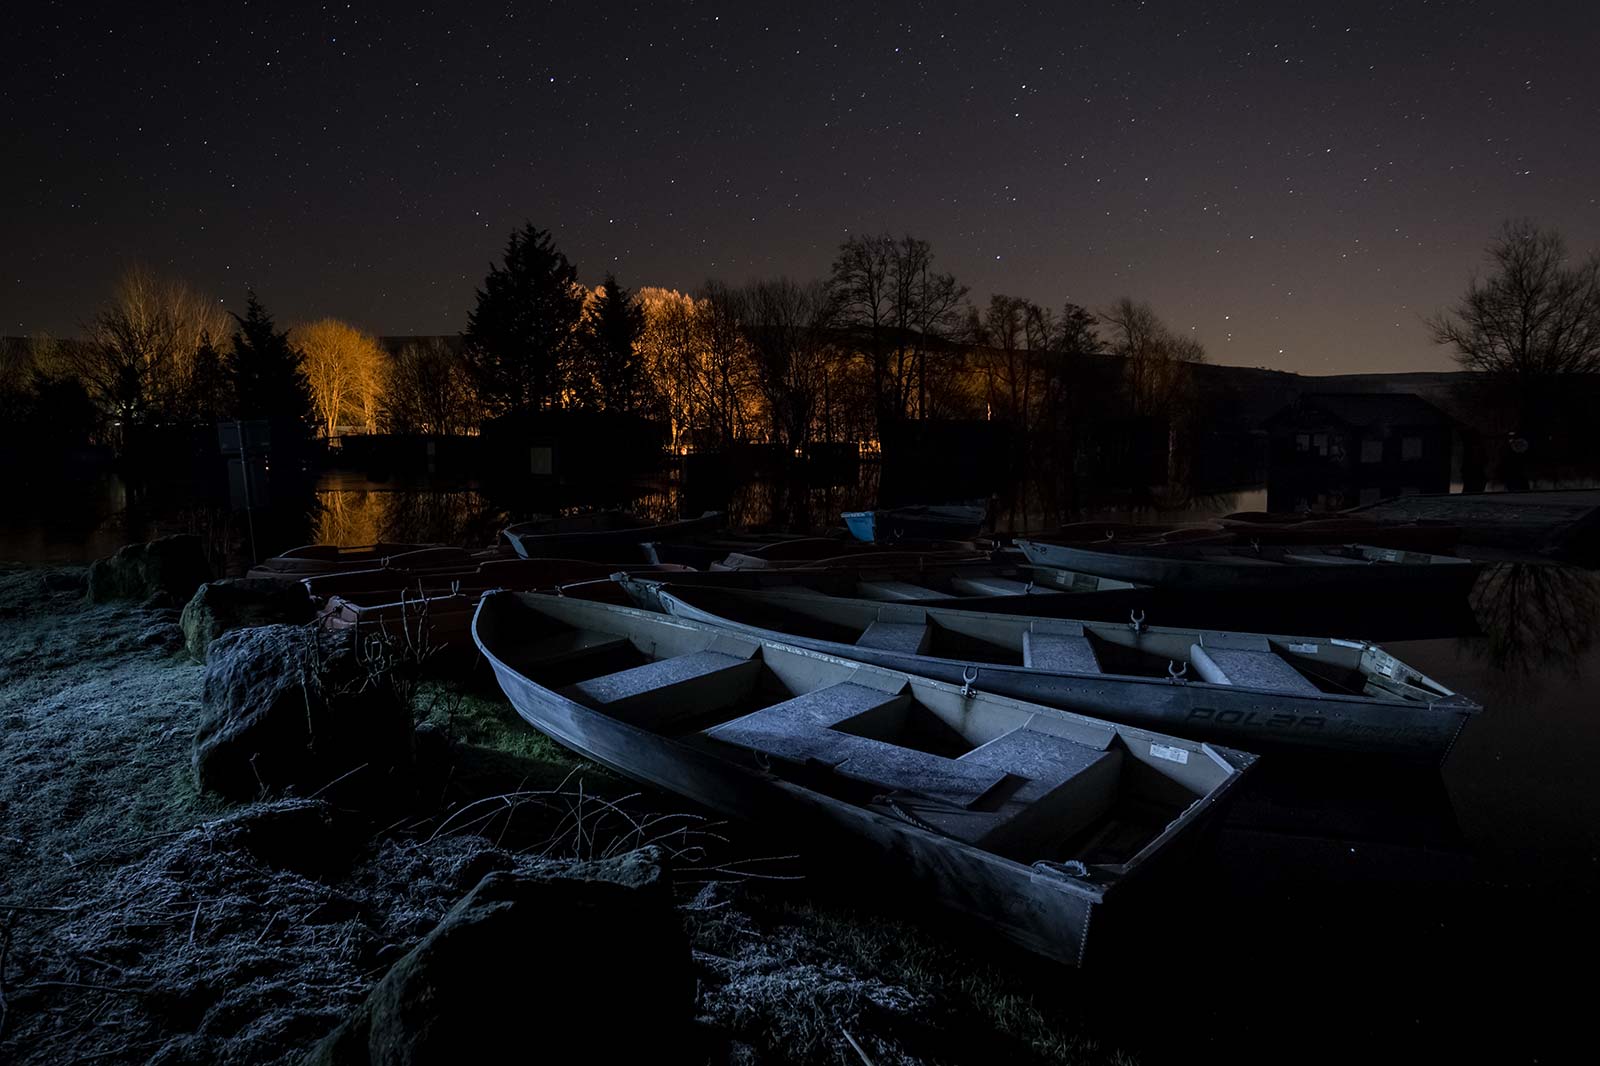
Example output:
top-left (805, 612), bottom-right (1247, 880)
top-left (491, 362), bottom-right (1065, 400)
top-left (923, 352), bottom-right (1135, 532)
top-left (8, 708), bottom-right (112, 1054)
top-left (87, 534), bottom-right (211, 604)
top-left (181, 577), bottom-right (315, 663)
top-left (303, 851), bottom-right (694, 1065)
top-left (193, 624), bottom-right (413, 803)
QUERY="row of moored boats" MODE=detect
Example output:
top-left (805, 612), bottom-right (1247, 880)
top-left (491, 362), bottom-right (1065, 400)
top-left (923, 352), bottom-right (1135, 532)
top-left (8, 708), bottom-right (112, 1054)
top-left (245, 505), bottom-right (1483, 965)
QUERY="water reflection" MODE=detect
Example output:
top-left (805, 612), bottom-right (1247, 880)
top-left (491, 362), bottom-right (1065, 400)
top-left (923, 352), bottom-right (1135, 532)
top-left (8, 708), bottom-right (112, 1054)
top-left (313, 488), bottom-right (508, 549)
top-left (1465, 562), bottom-right (1600, 682)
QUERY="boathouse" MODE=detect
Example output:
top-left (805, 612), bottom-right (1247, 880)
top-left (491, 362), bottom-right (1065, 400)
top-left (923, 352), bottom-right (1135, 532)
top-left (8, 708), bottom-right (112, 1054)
top-left (1262, 392), bottom-right (1458, 511)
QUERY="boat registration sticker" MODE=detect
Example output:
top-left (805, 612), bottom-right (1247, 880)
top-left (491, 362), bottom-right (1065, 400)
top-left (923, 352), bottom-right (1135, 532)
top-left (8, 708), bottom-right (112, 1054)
top-left (1149, 743), bottom-right (1189, 765)
top-left (1287, 642), bottom-right (1318, 654)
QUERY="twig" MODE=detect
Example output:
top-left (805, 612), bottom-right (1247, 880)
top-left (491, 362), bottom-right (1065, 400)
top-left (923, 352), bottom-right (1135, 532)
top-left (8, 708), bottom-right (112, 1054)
top-left (309, 761), bottom-right (370, 799)
top-left (185, 903), bottom-right (201, 951)
top-left (254, 913), bottom-right (277, 945)
top-left (841, 1026), bottom-right (876, 1066)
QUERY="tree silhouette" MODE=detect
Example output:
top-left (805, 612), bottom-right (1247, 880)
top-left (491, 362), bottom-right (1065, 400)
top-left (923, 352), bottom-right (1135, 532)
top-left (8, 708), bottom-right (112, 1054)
top-left (1429, 219), bottom-right (1600, 435)
top-left (579, 273), bottom-right (652, 414)
top-left (228, 290), bottom-right (312, 423)
top-left (462, 224), bottom-right (585, 415)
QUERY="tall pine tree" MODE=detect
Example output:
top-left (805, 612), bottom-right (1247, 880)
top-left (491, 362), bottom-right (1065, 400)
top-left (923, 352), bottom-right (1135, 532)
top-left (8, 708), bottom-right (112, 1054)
top-left (227, 291), bottom-right (311, 422)
top-left (581, 272), bottom-right (651, 413)
top-left (462, 224), bottom-right (585, 414)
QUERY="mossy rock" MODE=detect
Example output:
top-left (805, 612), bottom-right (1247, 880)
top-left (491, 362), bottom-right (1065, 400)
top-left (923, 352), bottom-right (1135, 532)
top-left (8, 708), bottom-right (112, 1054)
top-left (180, 577), bottom-right (315, 663)
top-left (87, 534), bottom-right (211, 604)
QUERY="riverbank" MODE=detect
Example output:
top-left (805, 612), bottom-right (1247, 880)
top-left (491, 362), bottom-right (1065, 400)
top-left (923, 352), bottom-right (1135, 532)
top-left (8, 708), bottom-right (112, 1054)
top-left (0, 563), bottom-right (1133, 1065)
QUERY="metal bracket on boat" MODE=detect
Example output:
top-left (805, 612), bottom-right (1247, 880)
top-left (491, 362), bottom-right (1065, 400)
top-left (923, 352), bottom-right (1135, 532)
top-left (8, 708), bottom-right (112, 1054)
top-left (1250, 537), bottom-right (1263, 555)
top-left (960, 665), bottom-right (979, 699)
top-left (1129, 609), bottom-right (1146, 634)
top-left (1023, 580), bottom-right (1035, 594)
top-left (1032, 859), bottom-right (1091, 881)
top-left (1167, 660), bottom-right (1188, 682)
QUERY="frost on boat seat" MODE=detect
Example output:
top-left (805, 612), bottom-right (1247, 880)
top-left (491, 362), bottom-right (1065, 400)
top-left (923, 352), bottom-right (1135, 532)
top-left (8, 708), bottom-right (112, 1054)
top-left (705, 682), bottom-right (1007, 810)
top-left (915, 725), bottom-right (1123, 856)
top-left (856, 580), bottom-right (945, 602)
top-left (1188, 644), bottom-right (1320, 695)
top-left (948, 576), bottom-right (1033, 597)
top-left (855, 620), bottom-right (933, 655)
top-left (560, 650), bottom-right (761, 729)
top-left (1022, 631), bottom-right (1101, 674)
top-left (706, 686), bottom-right (1124, 857)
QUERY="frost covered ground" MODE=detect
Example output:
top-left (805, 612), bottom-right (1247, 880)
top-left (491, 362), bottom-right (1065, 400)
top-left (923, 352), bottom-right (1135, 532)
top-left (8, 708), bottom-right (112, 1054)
top-left (0, 565), bottom-right (1132, 1065)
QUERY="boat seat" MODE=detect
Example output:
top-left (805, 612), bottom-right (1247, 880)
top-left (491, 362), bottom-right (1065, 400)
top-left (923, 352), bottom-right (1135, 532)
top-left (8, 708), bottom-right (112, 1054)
top-left (561, 650), bottom-right (761, 729)
top-left (948, 576), bottom-right (1033, 597)
top-left (855, 620), bottom-right (933, 655)
top-left (910, 726), bottom-right (1123, 856)
top-left (513, 629), bottom-right (634, 670)
top-left (1022, 631), bottom-right (1101, 674)
top-left (705, 683), bottom-right (1008, 810)
top-left (856, 580), bottom-right (945, 601)
top-left (1189, 644), bottom-right (1320, 694)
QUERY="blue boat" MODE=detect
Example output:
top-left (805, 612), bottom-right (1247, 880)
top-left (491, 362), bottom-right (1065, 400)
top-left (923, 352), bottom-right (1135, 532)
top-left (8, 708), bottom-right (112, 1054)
top-left (843, 502), bottom-right (987, 544)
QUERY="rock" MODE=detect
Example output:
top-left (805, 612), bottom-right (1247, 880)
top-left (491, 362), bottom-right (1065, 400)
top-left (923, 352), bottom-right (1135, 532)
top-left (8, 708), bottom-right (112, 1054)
top-left (40, 568), bottom-right (87, 594)
top-left (193, 625), bottom-right (413, 803)
top-left (303, 852), bottom-right (693, 1066)
top-left (139, 622), bottom-right (187, 654)
top-left (143, 590), bottom-right (176, 610)
top-left (180, 577), bottom-right (315, 664)
top-left (87, 535), bottom-right (211, 604)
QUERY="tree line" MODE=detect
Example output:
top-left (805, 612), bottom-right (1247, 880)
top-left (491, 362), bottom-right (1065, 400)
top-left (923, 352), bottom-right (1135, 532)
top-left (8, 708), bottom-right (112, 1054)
top-left (6, 217), bottom-right (1591, 473)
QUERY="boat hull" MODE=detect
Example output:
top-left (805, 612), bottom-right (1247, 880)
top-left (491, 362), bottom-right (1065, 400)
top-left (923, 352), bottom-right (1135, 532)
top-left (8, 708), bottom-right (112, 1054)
top-left (472, 592), bottom-right (1252, 966)
top-left (659, 592), bottom-right (1475, 760)
top-left (1017, 539), bottom-right (1478, 594)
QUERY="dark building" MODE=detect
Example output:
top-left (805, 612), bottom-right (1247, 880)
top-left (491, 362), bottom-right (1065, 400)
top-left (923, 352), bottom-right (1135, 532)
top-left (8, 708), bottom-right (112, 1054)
top-left (1262, 392), bottom-right (1462, 512)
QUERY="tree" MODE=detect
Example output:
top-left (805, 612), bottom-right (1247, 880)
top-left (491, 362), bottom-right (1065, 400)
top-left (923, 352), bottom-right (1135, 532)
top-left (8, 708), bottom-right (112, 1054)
top-left (578, 273), bottom-right (652, 414)
top-left (462, 224), bottom-right (585, 415)
top-left (1428, 220), bottom-right (1600, 431)
top-left (381, 337), bottom-right (479, 435)
top-left (739, 278), bottom-right (837, 451)
top-left (293, 319), bottom-right (387, 436)
top-left (828, 233), bottom-right (967, 435)
top-left (75, 266), bottom-right (230, 424)
top-left (228, 291), bottom-right (312, 423)
top-left (1100, 298), bottom-right (1205, 417)
top-left (1056, 302), bottom-right (1103, 355)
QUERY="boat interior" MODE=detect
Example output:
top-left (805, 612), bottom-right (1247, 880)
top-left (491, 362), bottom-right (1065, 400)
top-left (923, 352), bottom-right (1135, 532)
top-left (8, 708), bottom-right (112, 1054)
top-left (656, 587), bottom-right (1461, 705)
top-left (479, 592), bottom-right (1243, 873)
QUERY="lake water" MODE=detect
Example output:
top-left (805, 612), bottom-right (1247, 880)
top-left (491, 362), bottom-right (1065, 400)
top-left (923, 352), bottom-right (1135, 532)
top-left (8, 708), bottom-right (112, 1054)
top-left (3, 467), bottom-right (1593, 1059)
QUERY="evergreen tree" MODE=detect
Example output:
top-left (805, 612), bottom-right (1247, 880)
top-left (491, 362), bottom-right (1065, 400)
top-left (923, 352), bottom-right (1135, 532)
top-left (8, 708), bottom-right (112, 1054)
top-left (581, 273), bottom-right (651, 413)
top-left (227, 290), bottom-right (312, 422)
top-left (462, 224), bottom-right (585, 414)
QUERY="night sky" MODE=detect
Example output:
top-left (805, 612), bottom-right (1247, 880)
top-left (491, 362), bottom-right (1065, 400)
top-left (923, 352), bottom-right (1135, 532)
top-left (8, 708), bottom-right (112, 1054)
top-left (5, 1), bottom-right (1598, 373)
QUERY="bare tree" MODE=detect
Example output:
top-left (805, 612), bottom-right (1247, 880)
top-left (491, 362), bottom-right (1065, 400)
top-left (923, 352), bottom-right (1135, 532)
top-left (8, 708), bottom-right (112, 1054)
top-left (380, 338), bottom-right (479, 436)
top-left (1100, 297), bottom-right (1205, 417)
top-left (829, 233), bottom-right (967, 436)
top-left (75, 266), bottom-right (230, 423)
top-left (293, 319), bottom-right (387, 436)
top-left (738, 278), bottom-right (836, 452)
top-left (1428, 219), bottom-right (1600, 430)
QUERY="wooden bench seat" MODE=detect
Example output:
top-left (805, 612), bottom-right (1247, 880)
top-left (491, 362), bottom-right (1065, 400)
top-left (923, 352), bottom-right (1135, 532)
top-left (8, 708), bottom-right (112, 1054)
top-left (1022, 631), bottom-right (1101, 673)
top-left (1189, 644), bottom-right (1320, 694)
top-left (560, 650), bottom-right (761, 728)
top-left (855, 580), bottom-right (945, 601)
top-left (948, 576), bottom-right (1033, 597)
top-left (855, 620), bottom-right (933, 655)
top-left (706, 683), bottom-right (1006, 809)
top-left (915, 726), bottom-right (1123, 855)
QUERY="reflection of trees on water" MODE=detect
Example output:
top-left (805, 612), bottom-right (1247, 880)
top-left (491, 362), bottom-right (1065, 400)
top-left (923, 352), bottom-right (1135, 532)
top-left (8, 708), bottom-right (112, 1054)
top-left (1467, 563), bottom-right (1600, 677)
top-left (312, 490), bottom-right (507, 548)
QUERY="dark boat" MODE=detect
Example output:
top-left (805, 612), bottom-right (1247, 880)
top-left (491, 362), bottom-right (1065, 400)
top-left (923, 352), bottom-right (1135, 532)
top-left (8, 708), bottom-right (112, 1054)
top-left (500, 510), bottom-right (725, 561)
top-left (472, 590), bottom-right (1254, 965)
top-left (655, 584), bottom-right (1480, 760)
top-left (246, 544), bottom-right (488, 582)
top-left (617, 558), bottom-right (1134, 613)
top-left (843, 502), bottom-right (988, 543)
top-left (1016, 538), bottom-right (1478, 593)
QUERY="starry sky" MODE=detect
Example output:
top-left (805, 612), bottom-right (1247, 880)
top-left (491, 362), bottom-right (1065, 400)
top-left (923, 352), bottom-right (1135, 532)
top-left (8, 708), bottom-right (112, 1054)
top-left (4, 1), bottom-right (1598, 374)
